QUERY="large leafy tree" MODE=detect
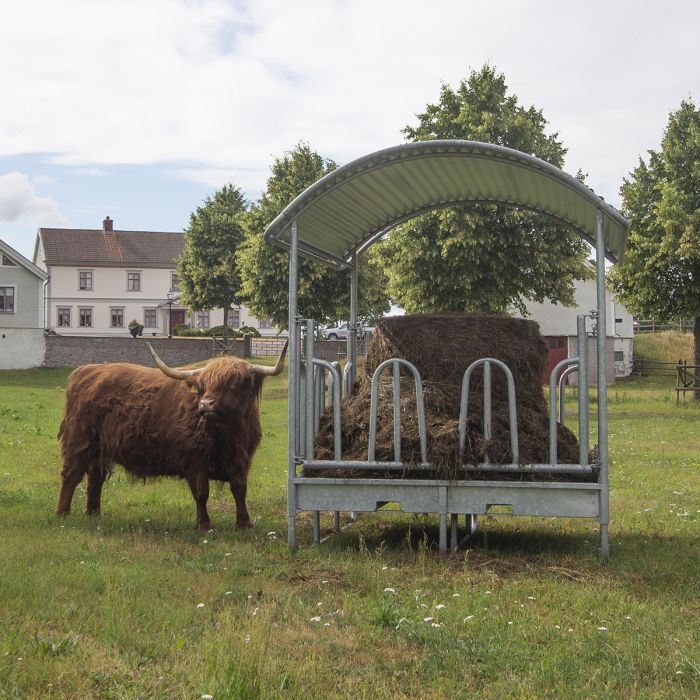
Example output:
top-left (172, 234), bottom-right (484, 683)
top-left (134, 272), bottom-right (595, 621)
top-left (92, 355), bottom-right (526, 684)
top-left (609, 99), bottom-right (700, 381)
top-left (379, 65), bottom-right (590, 315)
top-left (238, 144), bottom-right (391, 330)
top-left (177, 184), bottom-right (248, 338)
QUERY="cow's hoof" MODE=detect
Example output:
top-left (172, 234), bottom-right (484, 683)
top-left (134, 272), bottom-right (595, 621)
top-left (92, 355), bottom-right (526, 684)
top-left (236, 521), bottom-right (253, 530)
top-left (197, 523), bottom-right (212, 532)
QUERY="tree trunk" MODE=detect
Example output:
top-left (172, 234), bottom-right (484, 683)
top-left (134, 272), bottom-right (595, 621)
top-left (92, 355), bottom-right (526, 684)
top-left (223, 306), bottom-right (230, 342)
top-left (694, 316), bottom-right (700, 401)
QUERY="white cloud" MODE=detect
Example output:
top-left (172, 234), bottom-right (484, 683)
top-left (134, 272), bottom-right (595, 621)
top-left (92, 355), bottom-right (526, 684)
top-left (0, 172), bottom-right (69, 227)
top-left (0, 0), bottom-right (698, 208)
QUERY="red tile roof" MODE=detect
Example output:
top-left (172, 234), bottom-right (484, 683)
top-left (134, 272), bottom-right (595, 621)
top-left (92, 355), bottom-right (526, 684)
top-left (38, 228), bottom-right (185, 268)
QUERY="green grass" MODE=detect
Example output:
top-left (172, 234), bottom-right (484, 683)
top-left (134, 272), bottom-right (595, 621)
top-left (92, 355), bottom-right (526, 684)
top-left (0, 364), bottom-right (698, 698)
top-left (634, 331), bottom-right (693, 363)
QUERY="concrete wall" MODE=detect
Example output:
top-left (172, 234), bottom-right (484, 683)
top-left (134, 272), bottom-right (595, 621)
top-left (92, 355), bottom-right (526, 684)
top-left (0, 329), bottom-right (46, 369)
top-left (567, 336), bottom-right (615, 385)
top-left (44, 336), bottom-right (244, 368)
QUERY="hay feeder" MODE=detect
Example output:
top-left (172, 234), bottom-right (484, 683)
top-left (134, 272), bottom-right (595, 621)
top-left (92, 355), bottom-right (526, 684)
top-left (264, 140), bottom-right (629, 558)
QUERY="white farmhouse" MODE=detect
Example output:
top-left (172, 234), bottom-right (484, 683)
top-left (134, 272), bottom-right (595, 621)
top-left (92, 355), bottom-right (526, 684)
top-left (0, 238), bottom-right (47, 369)
top-left (33, 217), bottom-right (279, 337)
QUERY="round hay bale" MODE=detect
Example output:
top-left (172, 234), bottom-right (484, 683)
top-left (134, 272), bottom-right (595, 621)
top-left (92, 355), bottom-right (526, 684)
top-left (313, 312), bottom-right (583, 480)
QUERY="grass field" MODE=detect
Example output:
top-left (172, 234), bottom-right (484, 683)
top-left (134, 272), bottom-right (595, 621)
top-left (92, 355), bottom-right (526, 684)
top-left (0, 361), bottom-right (698, 698)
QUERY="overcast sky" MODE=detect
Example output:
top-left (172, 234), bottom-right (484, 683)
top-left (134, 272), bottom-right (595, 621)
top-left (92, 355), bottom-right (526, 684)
top-left (0, 0), bottom-right (698, 258)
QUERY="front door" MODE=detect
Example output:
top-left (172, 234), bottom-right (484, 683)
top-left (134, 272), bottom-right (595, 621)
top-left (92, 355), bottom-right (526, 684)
top-left (543, 336), bottom-right (569, 384)
top-left (169, 309), bottom-right (187, 333)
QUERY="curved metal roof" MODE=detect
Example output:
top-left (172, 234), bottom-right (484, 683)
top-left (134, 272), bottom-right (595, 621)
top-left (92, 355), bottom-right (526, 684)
top-left (264, 140), bottom-right (629, 268)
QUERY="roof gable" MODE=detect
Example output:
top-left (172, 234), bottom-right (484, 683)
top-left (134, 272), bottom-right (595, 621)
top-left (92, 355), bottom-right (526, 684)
top-left (37, 228), bottom-right (185, 268)
top-left (0, 239), bottom-right (48, 280)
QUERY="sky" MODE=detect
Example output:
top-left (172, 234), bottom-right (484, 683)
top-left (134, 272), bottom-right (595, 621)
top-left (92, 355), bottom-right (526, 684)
top-left (0, 0), bottom-right (698, 259)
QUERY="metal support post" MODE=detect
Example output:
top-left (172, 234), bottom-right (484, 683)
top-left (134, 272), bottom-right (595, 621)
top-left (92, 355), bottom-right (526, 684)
top-left (348, 253), bottom-right (358, 386)
top-left (577, 315), bottom-right (589, 466)
top-left (287, 220), bottom-right (299, 552)
top-left (596, 210), bottom-right (610, 561)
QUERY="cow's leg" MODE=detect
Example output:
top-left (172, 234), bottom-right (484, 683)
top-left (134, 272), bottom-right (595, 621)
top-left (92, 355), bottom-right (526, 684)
top-left (230, 475), bottom-right (252, 529)
top-left (56, 459), bottom-right (89, 515)
top-left (86, 464), bottom-right (107, 515)
top-left (186, 471), bottom-right (212, 531)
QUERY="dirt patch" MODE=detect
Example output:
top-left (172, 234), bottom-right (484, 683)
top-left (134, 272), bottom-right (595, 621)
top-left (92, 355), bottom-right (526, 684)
top-left (313, 313), bottom-right (589, 481)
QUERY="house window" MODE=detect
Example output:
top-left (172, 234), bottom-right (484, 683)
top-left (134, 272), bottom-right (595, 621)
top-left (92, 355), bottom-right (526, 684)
top-left (57, 307), bottom-right (71, 327)
top-left (79, 270), bottom-right (93, 290)
top-left (144, 308), bottom-right (157, 328)
top-left (227, 309), bottom-right (240, 328)
top-left (127, 271), bottom-right (141, 291)
top-left (79, 308), bottom-right (92, 327)
top-left (1, 253), bottom-right (17, 266)
top-left (0, 286), bottom-right (15, 313)
top-left (259, 318), bottom-right (273, 329)
top-left (197, 311), bottom-right (210, 329)
top-left (110, 307), bottom-right (124, 327)
top-left (614, 351), bottom-right (624, 362)
top-left (170, 273), bottom-right (180, 292)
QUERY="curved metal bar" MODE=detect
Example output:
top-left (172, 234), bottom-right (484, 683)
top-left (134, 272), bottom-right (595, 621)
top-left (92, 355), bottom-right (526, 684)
top-left (558, 364), bottom-right (579, 426)
top-left (368, 358), bottom-right (426, 463)
top-left (312, 358), bottom-right (342, 460)
top-left (459, 358), bottom-right (518, 464)
top-left (549, 357), bottom-right (579, 466)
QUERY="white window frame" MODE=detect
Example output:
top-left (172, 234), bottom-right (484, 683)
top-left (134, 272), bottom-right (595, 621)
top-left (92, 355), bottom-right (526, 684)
top-left (79, 307), bottom-right (93, 328)
top-left (127, 270), bottom-right (142, 292)
top-left (228, 308), bottom-right (241, 328)
top-left (79, 269), bottom-right (94, 291)
top-left (197, 311), bottom-right (210, 329)
top-left (170, 272), bottom-right (180, 292)
top-left (0, 285), bottom-right (16, 313)
top-left (110, 306), bottom-right (125, 328)
top-left (57, 306), bottom-right (72, 327)
top-left (143, 308), bottom-right (158, 328)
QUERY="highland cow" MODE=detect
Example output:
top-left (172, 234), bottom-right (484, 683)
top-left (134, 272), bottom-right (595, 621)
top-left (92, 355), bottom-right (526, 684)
top-left (56, 341), bottom-right (287, 530)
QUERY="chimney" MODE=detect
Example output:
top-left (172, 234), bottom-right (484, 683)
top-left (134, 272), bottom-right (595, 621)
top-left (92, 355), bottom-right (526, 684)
top-left (103, 216), bottom-right (113, 233)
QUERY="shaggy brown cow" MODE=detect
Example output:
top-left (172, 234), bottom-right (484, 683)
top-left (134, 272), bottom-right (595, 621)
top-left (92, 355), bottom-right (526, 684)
top-left (56, 341), bottom-right (287, 530)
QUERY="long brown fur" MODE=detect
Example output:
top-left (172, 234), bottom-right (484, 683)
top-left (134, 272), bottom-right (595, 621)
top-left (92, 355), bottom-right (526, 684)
top-left (56, 357), bottom-right (266, 530)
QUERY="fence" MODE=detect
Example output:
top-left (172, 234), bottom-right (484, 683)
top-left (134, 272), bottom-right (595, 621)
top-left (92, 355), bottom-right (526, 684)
top-left (676, 360), bottom-right (700, 402)
top-left (632, 359), bottom-right (681, 376)
top-left (634, 319), bottom-right (694, 334)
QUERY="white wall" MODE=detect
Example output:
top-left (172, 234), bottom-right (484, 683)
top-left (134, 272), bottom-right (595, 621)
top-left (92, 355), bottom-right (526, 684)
top-left (0, 329), bottom-right (45, 369)
top-left (518, 278), bottom-right (633, 339)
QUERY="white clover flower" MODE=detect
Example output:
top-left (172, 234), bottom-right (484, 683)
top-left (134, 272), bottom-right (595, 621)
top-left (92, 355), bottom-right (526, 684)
top-left (463, 615), bottom-right (475, 622)
top-left (323, 623), bottom-right (331, 628)
top-left (196, 603), bottom-right (205, 609)
top-left (435, 604), bottom-right (446, 610)
top-left (310, 616), bottom-right (322, 623)
top-left (423, 617), bottom-right (434, 623)
top-left (527, 596), bottom-right (536, 600)
top-left (202, 695), bottom-right (214, 700)
top-left (431, 623), bottom-right (442, 628)
top-left (384, 588), bottom-right (396, 594)
top-left (252, 607), bottom-right (259, 617)
top-left (597, 626), bottom-right (608, 632)
top-left (267, 531), bottom-right (276, 537)
top-left (202, 540), bottom-right (208, 544)
top-left (225, 591), bottom-right (233, 595)
top-left (452, 593), bottom-right (460, 598)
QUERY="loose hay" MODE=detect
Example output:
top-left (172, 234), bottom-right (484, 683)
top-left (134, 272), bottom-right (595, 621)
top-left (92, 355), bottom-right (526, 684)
top-left (312, 312), bottom-right (591, 481)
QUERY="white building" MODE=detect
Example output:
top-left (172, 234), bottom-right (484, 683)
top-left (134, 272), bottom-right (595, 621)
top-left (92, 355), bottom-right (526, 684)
top-left (33, 217), bottom-right (280, 338)
top-left (517, 277), bottom-right (634, 380)
top-left (0, 238), bottom-right (47, 369)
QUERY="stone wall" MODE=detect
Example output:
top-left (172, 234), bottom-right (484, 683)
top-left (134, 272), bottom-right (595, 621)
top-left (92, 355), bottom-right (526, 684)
top-left (44, 335), bottom-right (245, 368)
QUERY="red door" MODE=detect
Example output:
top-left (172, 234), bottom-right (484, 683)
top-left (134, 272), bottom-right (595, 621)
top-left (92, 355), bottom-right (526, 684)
top-left (169, 309), bottom-right (187, 333)
top-left (543, 336), bottom-right (568, 384)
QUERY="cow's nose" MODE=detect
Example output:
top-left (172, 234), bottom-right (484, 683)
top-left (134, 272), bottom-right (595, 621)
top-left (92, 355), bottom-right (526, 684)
top-left (199, 398), bottom-right (216, 415)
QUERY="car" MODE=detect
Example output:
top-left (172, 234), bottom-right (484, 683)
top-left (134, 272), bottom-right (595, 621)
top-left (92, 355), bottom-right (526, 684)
top-left (323, 323), bottom-right (374, 340)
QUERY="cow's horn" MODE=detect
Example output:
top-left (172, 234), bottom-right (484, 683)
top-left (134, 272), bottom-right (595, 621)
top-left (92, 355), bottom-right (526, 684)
top-left (146, 342), bottom-right (204, 379)
top-left (248, 339), bottom-right (289, 376)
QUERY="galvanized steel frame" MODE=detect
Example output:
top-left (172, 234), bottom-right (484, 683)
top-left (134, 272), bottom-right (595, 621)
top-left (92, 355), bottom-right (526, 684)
top-left (284, 147), bottom-right (616, 560)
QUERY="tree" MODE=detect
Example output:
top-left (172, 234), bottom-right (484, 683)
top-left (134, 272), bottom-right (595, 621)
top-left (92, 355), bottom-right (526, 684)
top-left (609, 99), bottom-right (700, 388)
top-left (177, 185), bottom-right (248, 339)
top-left (238, 144), bottom-right (391, 330)
top-left (379, 65), bottom-right (590, 315)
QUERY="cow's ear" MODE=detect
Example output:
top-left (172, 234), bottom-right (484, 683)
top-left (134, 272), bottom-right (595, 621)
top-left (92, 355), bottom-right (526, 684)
top-left (186, 378), bottom-right (201, 394)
